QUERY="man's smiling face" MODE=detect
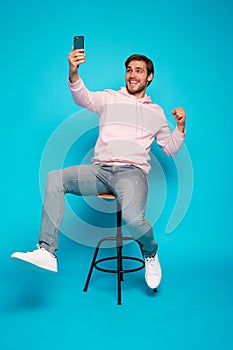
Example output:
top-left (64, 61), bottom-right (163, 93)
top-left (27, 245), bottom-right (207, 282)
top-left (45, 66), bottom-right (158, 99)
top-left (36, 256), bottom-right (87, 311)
top-left (125, 60), bottom-right (153, 98)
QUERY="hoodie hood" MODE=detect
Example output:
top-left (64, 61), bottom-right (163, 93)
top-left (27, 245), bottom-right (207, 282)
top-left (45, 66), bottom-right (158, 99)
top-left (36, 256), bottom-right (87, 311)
top-left (118, 86), bottom-right (152, 104)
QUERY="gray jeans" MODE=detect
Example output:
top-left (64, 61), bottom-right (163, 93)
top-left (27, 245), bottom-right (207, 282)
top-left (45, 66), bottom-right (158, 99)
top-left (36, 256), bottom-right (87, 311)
top-left (39, 164), bottom-right (158, 257)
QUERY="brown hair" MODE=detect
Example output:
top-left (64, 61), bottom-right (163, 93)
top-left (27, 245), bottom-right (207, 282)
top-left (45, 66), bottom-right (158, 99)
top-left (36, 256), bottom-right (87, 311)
top-left (124, 54), bottom-right (154, 86)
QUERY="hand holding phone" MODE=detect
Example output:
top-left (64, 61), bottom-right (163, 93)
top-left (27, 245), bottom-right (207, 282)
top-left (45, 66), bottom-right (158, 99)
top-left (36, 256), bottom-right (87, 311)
top-left (68, 36), bottom-right (85, 83)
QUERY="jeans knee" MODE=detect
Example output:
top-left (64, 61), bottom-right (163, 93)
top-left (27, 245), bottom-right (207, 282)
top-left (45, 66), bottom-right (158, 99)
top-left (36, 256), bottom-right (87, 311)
top-left (123, 212), bottom-right (148, 231)
top-left (46, 170), bottom-right (63, 192)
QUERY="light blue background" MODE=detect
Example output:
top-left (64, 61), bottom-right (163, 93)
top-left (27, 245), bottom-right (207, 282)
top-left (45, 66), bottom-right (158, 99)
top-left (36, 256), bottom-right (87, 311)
top-left (1, 0), bottom-right (232, 349)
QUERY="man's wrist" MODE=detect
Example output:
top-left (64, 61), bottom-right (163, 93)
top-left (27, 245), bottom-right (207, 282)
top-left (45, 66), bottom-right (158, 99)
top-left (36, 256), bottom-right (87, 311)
top-left (69, 69), bottom-right (79, 84)
top-left (177, 124), bottom-right (185, 133)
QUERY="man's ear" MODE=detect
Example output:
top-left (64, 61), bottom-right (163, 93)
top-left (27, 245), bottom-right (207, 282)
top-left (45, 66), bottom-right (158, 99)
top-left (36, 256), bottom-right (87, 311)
top-left (147, 73), bottom-right (153, 83)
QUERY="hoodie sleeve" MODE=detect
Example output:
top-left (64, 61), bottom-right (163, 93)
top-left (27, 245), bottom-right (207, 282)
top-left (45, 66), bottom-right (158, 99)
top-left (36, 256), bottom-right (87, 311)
top-left (155, 108), bottom-right (186, 157)
top-left (68, 78), bottom-right (107, 113)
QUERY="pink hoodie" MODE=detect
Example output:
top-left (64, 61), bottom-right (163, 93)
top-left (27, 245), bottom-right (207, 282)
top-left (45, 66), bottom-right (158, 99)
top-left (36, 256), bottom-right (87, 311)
top-left (69, 78), bottom-right (185, 173)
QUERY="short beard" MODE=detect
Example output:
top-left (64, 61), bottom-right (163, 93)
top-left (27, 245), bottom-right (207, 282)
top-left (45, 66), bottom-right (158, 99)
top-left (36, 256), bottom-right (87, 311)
top-left (126, 82), bottom-right (147, 96)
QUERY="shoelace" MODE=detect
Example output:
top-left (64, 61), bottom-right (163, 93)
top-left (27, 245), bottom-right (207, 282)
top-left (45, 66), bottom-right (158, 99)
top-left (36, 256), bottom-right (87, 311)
top-left (35, 244), bottom-right (56, 258)
top-left (145, 257), bottom-right (160, 274)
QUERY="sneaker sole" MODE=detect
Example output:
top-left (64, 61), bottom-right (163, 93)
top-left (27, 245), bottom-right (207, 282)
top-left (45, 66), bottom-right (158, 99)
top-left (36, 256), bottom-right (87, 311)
top-left (11, 256), bottom-right (58, 274)
top-left (145, 272), bottom-right (162, 289)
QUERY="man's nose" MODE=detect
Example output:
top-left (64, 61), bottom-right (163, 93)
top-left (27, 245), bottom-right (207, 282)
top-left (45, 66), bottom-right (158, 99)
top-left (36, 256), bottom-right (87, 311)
top-left (129, 70), bottom-right (136, 78)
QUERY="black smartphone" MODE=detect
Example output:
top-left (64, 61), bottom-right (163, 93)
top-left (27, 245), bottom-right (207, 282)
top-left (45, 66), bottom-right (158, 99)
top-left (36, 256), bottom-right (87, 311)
top-left (74, 36), bottom-right (84, 50)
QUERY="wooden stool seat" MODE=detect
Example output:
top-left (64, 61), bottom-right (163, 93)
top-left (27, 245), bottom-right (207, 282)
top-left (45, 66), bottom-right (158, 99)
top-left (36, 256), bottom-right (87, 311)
top-left (97, 193), bottom-right (116, 200)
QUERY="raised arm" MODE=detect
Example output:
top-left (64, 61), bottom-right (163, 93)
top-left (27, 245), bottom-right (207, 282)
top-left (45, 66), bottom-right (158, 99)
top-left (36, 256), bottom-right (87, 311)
top-left (156, 107), bottom-right (186, 157)
top-left (68, 48), bottom-right (106, 112)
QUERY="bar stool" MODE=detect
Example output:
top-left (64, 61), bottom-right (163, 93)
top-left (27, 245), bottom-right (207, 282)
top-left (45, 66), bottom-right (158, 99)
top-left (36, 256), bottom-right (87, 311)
top-left (83, 193), bottom-right (145, 305)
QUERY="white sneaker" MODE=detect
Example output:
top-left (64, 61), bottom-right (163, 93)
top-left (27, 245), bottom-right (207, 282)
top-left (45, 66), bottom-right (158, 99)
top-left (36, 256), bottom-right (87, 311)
top-left (11, 246), bottom-right (58, 273)
top-left (145, 254), bottom-right (162, 289)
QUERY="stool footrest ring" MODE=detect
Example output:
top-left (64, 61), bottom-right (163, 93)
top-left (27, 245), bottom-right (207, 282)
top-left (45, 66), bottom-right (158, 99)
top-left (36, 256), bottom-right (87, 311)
top-left (94, 256), bottom-right (145, 274)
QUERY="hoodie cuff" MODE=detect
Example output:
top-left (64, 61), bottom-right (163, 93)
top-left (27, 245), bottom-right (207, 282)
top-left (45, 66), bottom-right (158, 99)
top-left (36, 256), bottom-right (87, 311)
top-left (174, 126), bottom-right (186, 138)
top-left (68, 78), bottom-right (83, 91)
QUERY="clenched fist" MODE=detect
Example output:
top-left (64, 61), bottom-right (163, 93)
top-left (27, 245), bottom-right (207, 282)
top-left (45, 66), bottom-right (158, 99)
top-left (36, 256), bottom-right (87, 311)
top-left (172, 107), bottom-right (186, 133)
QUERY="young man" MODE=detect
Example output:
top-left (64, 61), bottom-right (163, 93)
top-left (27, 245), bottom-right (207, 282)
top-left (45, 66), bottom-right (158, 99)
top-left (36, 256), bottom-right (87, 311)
top-left (11, 48), bottom-right (186, 290)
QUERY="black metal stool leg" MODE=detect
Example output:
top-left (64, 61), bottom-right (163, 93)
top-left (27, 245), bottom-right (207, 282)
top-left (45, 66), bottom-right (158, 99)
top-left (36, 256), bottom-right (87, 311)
top-left (116, 199), bottom-right (124, 282)
top-left (116, 199), bottom-right (123, 304)
top-left (119, 246), bottom-right (123, 281)
top-left (83, 246), bottom-right (100, 292)
top-left (117, 246), bottom-right (122, 305)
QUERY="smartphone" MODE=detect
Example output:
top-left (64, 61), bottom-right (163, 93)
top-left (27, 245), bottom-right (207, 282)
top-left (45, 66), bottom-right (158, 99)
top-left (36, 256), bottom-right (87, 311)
top-left (74, 36), bottom-right (84, 50)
